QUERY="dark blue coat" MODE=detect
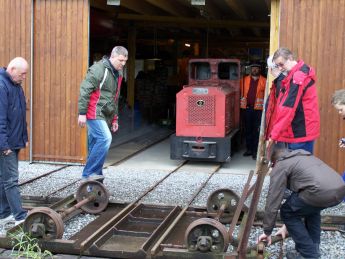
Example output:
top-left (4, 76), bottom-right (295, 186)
top-left (0, 67), bottom-right (28, 151)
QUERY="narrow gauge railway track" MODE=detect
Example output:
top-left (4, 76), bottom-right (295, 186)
top-left (18, 128), bottom-right (173, 201)
top-left (2, 158), bottom-right (345, 259)
top-left (2, 162), bottom-right (224, 254)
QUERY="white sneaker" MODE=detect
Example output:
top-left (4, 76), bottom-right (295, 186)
top-left (81, 174), bottom-right (105, 183)
top-left (0, 214), bottom-right (15, 225)
top-left (15, 219), bottom-right (25, 226)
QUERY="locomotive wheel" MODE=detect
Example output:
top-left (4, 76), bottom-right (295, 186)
top-left (185, 218), bottom-right (229, 252)
top-left (207, 188), bottom-right (241, 223)
top-left (76, 180), bottom-right (109, 214)
top-left (23, 207), bottom-right (64, 239)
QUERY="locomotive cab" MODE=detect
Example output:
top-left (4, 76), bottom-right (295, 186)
top-left (170, 59), bottom-right (241, 162)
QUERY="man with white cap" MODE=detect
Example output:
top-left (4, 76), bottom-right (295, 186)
top-left (240, 60), bottom-right (267, 160)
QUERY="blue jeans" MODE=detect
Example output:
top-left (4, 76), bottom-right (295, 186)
top-left (288, 140), bottom-right (314, 154)
top-left (82, 119), bottom-right (112, 179)
top-left (0, 150), bottom-right (27, 221)
top-left (280, 192), bottom-right (324, 258)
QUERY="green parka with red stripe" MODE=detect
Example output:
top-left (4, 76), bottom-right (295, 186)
top-left (78, 57), bottom-right (122, 125)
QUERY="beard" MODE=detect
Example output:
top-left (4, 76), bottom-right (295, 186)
top-left (251, 71), bottom-right (259, 77)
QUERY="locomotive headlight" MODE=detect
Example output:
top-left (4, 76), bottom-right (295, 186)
top-left (196, 100), bottom-right (205, 106)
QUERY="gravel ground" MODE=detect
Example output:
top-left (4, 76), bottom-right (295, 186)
top-left (18, 163), bottom-right (63, 184)
top-left (19, 166), bottom-right (84, 196)
top-left (2, 165), bottom-right (345, 258)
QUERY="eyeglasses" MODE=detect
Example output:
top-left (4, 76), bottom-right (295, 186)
top-left (274, 59), bottom-right (288, 69)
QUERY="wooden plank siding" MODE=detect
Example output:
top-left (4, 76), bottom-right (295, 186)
top-left (32, 0), bottom-right (88, 163)
top-left (279, 0), bottom-right (345, 173)
top-left (0, 0), bottom-right (32, 161)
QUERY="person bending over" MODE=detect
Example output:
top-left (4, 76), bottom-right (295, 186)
top-left (258, 148), bottom-right (345, 259)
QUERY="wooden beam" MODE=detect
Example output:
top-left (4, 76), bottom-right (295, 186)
top-left (116, 14), bottom-right (270, 28)
top-left (145, 0), bottom-right (194, 17)
top-left (90, 0), bottom-right (134, 14)
top-left (127, 26), bottom-right (136, 109)
top-left (241, 48), bottom-right (255, 60)
top-left (224, 0), bottom-right (262, 37)
top-left (217, 48), bottom-right (230, 58)
top-left (172, 39), bottom-right (178, 86)
top-left (199, 42), bottom-right (269, 49)
top-left (265, 0), bottom-right (271, 12)
top-left (119, 0), bottom-right (169, 15)
top-left (251, 27), bottom-right (261, 37)
top-left (183, 0), bottom-right (222, 19)
top-left (224, 0), bottom-right (250, 20)
top-left (130, 30), bottom-right (269, 42)
top-left (268, 0), bottom-right (280, 86)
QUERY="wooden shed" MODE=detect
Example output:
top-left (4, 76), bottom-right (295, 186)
top-left (0, 0), bottom-right (344, 173)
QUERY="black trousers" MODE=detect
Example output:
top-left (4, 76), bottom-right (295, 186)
top-left (280, 192), bottom-right (325, 258)
top-left (243, 106), bottom-right (262, 153)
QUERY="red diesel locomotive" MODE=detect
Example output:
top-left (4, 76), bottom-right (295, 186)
top-left (170, 59), bottom-right (241, 162)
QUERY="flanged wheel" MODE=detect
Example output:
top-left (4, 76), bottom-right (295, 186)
top-left (76, 180), bottom-right (109, 214)
top-left (185, 218), bottom-right (229, 252)
top-left (23, 207), bottom-right (64, 239)
top-left (207, 188), bottom-right (241, 223)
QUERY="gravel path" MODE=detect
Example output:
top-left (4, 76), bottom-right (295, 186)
top-left (18, 164), bottom-right (63, 184)
top-left (2, 164), bottom-right (345, 258)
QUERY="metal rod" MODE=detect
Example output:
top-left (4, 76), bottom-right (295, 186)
top-left (229, 170), bottom-right (254, 236)
top-left (215, 203), bottom-right (226, 221)
top-left (22, 206), bottom-right (67, 213)
top-left (245, 182), bottom-right (256, 200)
top-left (238, 157), bottom-right (270, 258)
top-left (60, 194), bottom-right (95, 219)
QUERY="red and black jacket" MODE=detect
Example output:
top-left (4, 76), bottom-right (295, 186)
top-left (269, 60), bottom-right (320, 143)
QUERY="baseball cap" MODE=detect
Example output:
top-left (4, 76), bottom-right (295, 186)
top-left (249, 60), bottom-right (261, 67)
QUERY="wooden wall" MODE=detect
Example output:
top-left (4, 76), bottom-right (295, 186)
top-left (0, 0), bottom-right (32, 161)
top-left (280, 0), bottom-right (345, 173)
top-left (32, 0), bottom-right (89, 163)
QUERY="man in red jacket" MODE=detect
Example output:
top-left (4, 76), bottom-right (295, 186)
top-left (268, 47), bottom-right (320, 154)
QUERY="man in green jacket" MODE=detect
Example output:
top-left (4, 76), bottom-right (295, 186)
top-left (78, 46), bottom-right (128, 181)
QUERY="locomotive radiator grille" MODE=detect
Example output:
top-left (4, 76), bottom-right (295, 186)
top-left (187, 95), bottom-right (215, 125)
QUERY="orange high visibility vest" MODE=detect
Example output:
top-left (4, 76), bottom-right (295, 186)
top-left (240, 75), bottom-right (266, 110)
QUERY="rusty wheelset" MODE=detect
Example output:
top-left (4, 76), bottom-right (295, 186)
top-left (184, 155), bottom-right (272, 258)
top-left (23, 180), bottom-right (109, 239)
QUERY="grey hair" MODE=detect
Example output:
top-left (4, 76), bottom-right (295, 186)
top-left (273, 47), bottom-right (295, 61)
top-left (267, 55), bottom-right (279, 70)
top-left (331, 90), bottom-right (345, 105)
top-left (111, 46), bottom-right (128, 57)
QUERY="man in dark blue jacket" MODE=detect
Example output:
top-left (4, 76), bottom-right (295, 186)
top-left (0, 57), bottom-right (29, 225)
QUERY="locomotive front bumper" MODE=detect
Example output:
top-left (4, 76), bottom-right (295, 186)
top-left (170, 128), bottom-right (240, 163)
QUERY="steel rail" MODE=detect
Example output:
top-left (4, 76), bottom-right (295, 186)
top-left (19, 165), bottom-right (70, 186)
top-left (44, 178), bottom-right (81, 200)
top-left (80, 160), bottom-right (189, 251)
top-left (43, 132), bottom-right (171, 199)
top-left (151, 163), bottom-right (223, 256)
